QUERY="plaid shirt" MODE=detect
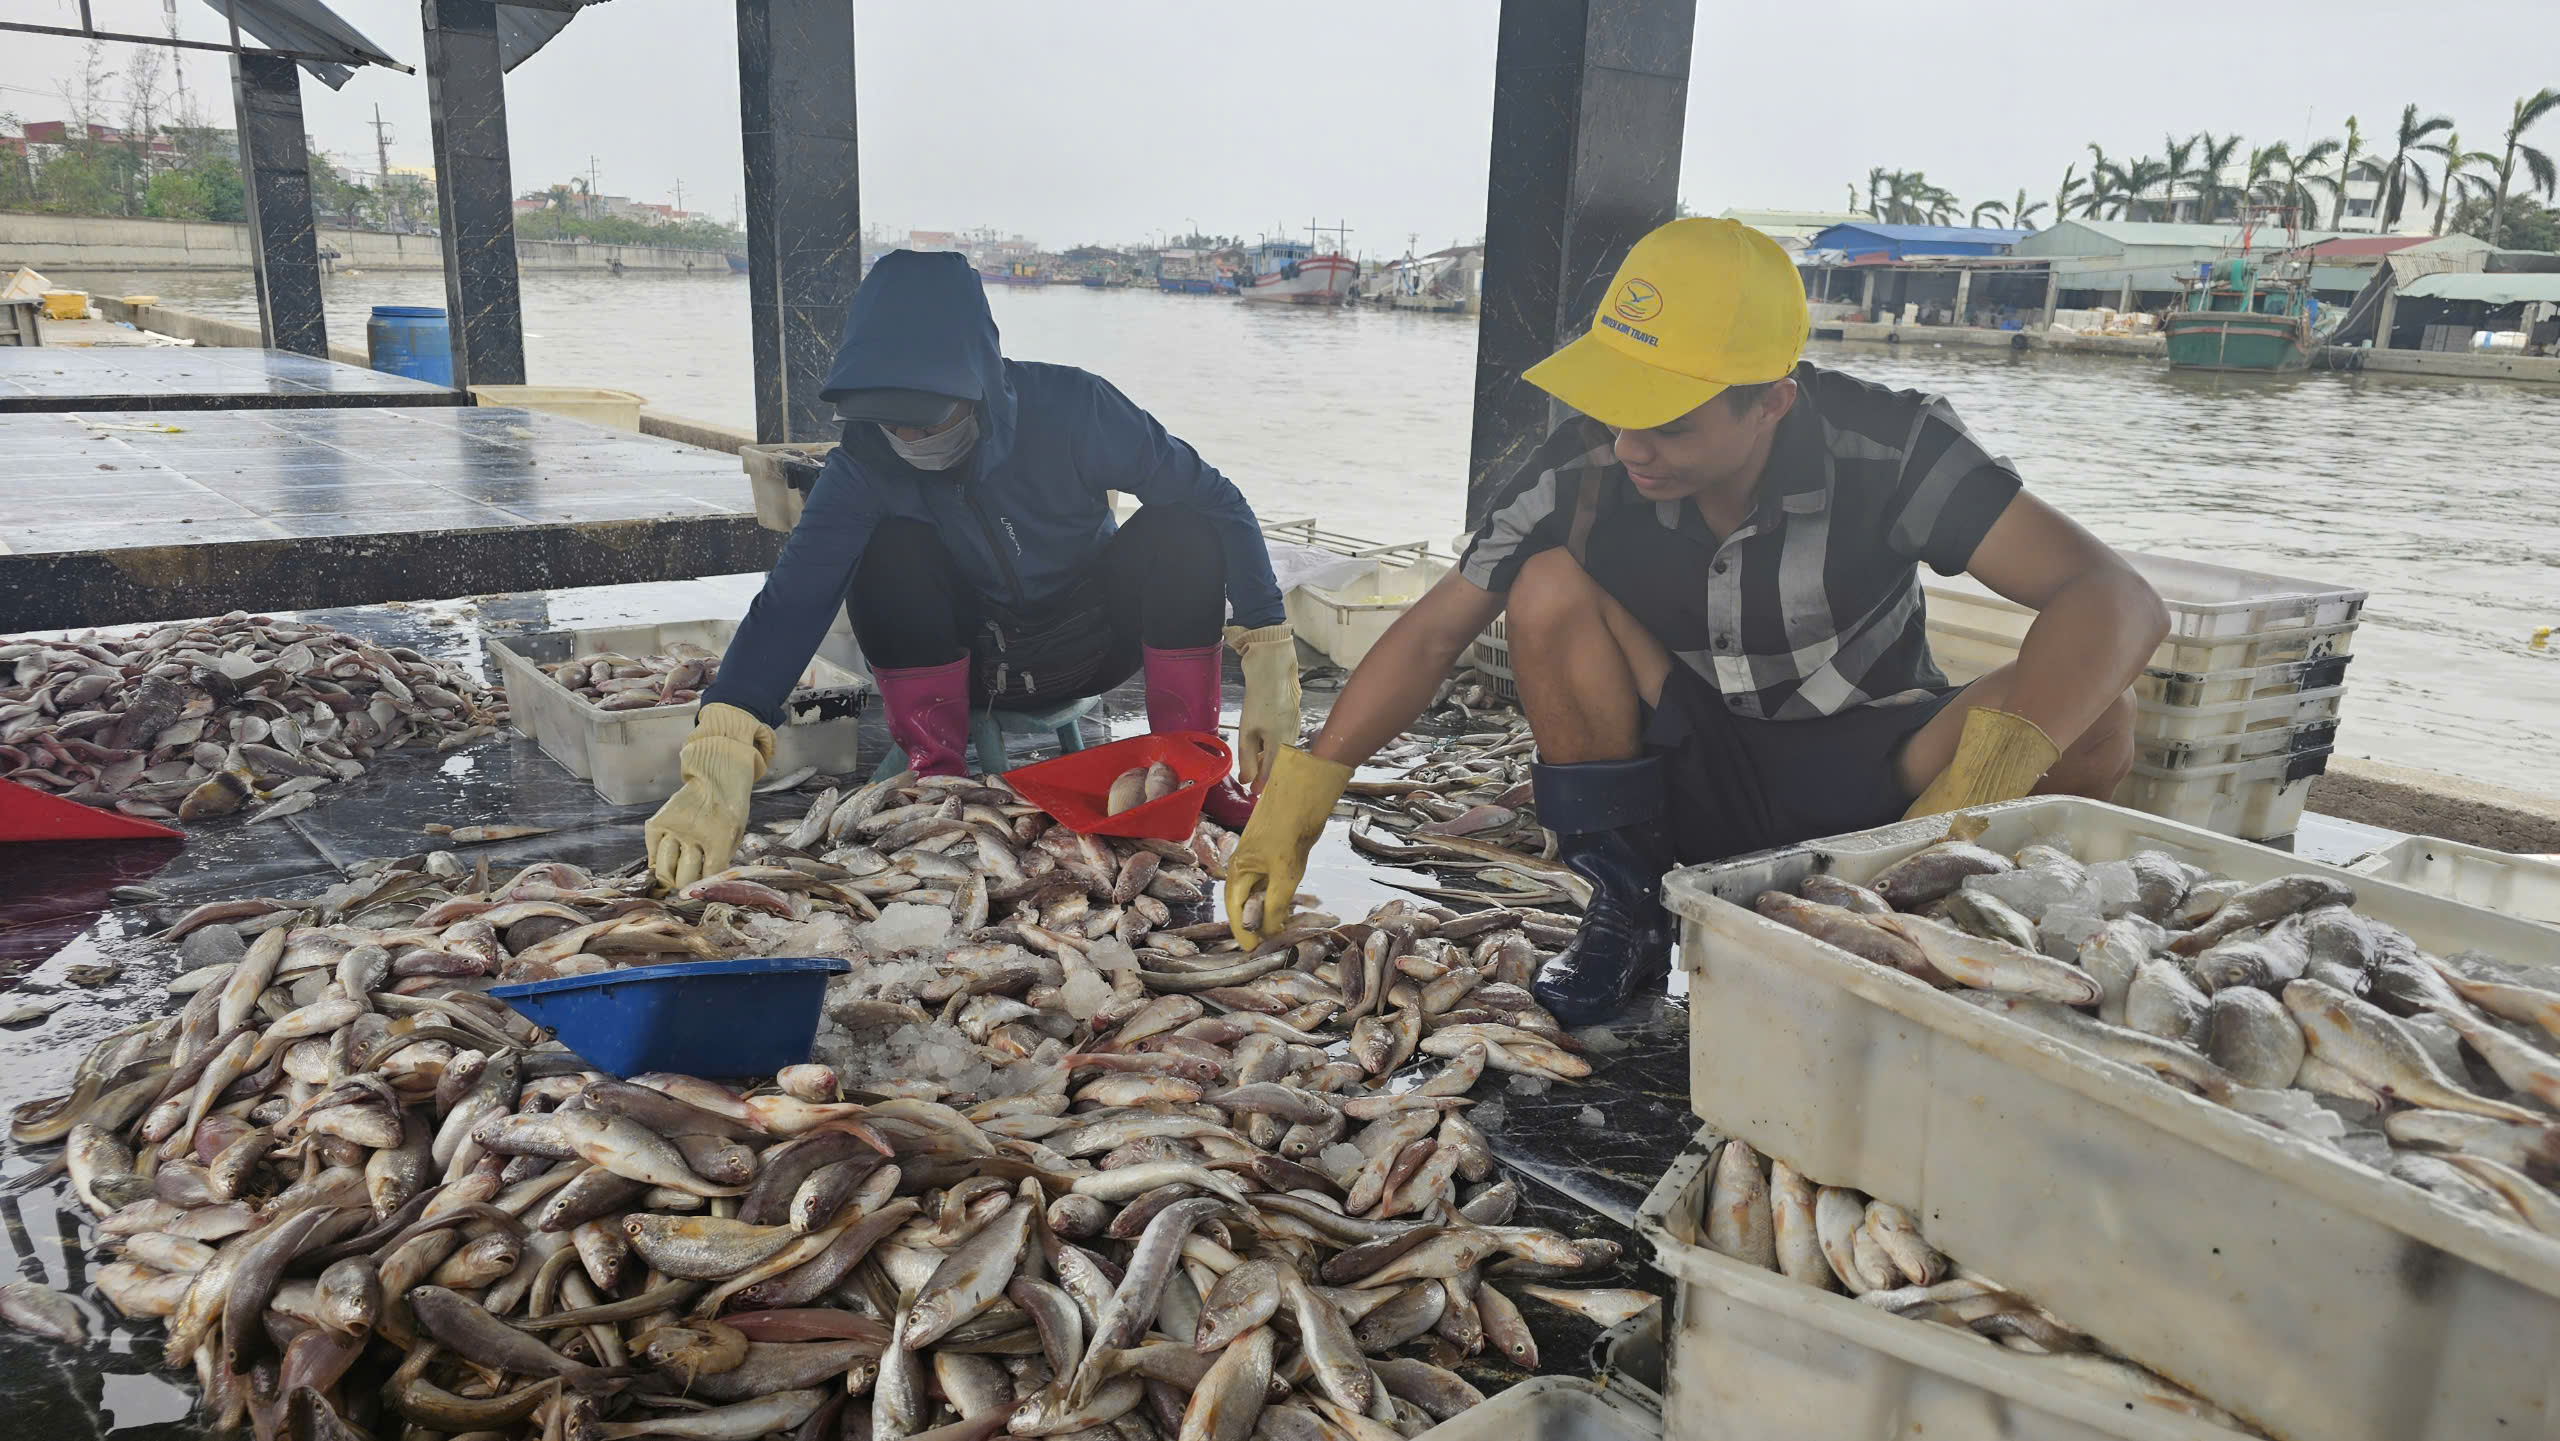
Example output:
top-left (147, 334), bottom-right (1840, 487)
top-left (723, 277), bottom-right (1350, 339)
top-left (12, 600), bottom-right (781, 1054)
top-left (1458, 361), bottom-right (2023, 721)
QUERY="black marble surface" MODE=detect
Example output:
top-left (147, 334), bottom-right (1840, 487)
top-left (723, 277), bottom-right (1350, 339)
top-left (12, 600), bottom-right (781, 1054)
top-left (0, 348), bottom-right (458, 414)
top-left (423, 0), bottom-right (530, 391)
top-left (232, 52), bottom-right (328, 360)
top-left (0, 584), bottom-right (1691, 1434)
top-left (0, 407), bottom-right (779, 630)
top-left (736, 0), bottom-right (864, 444)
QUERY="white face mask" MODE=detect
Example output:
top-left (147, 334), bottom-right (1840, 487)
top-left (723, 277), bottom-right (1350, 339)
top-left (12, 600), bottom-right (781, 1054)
top-left (882, 408), bottom-right (978, 471)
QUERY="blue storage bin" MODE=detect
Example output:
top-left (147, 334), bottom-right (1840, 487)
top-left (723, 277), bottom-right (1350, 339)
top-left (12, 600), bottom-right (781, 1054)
top-left (491, 956), bottom-right (849, 1077)
top-left (367, 304), bottom-right (454, 385)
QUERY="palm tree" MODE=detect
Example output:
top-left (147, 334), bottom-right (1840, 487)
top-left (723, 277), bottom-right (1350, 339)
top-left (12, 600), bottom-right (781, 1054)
top-left (2335, 115), bottom-right (2366, 228)
top-left (2080, 146), bottom-right (2121, 217)
top-left (1865, 166), bottom-right (1890, 220)
top-left (2008, 189), bottom-right (2049, 231)
top-left (2430, 131), bottom-right (2500, 234)
top-left (2119, 157), bottom-right (2170, 220)
top-left (1845, 182), bottom-right (1861, 213)
top-left (1918, 178), bottom-right (1961, 226)
top-left (2245, 142), bottom-right (2289, 205)
top-left (2372, 103), bottom-right (2454, 230)
top-left (2191, 131), bottom-right (2246, 222)
top-left (2054, 163), bottom-right (2086, 223)
top-left (1971, 198), bottom-right (2008, 227)
top-left (2489, 87), bottom-right (2560, 246)
top-left (2280, 138), bottom-right (2342, 227)
top-left (2159, 133), bottom-right (2200, 220)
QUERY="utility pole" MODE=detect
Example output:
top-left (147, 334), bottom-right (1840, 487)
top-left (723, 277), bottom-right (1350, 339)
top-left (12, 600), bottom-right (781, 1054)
top-left (672, 177), bottom-right (684, 215)
top-left (587, 155), bottom-right (600, 215)
top-left (370, 104), bottom-right (394, 225)
top-left (164, 0), bottom-right (189, 117)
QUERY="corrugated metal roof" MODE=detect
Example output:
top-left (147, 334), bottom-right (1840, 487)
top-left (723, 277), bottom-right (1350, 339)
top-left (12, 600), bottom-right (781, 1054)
top-left (2032, 219), bottom-right (2355, 249)
top-left (202, 0), bottom-right (403, 87)
top-left (2307, 235), bottom-right (2430, 258)
top-left (2397, 272), bottom-right (2560, 304)
top-left (1822, 223), bottom-right (2029, 245)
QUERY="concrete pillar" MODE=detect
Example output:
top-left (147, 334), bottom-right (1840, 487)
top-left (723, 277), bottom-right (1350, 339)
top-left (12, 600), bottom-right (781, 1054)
top-left (1467, 0), bottom-right (1696, 528)
top-left (1860, 270), bottom-right (1876, 312)
top-left (1953, 269), bottom-right (1973, 326)
top-left (423, 0), bottom-right (527, 390)
top-left (2118, 277), bottom-right (2134, 312)
top-left (229, 54), bottom-right (326, 357)
top-left (737, 0), bottom-right (864, 445)
top-left (2374, 288), bottom-right (2400, 350)
top-left (2040, 267), bottom-right (2059, 321)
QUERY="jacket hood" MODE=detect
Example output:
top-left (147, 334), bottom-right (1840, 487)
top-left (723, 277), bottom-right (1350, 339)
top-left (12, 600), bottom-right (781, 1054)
top-left (821, 249), bottom-right (1016, 474)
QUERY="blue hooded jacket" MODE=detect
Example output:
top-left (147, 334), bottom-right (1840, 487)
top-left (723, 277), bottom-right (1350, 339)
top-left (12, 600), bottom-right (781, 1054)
top-left (705, 250), bottom-right (1286, 726)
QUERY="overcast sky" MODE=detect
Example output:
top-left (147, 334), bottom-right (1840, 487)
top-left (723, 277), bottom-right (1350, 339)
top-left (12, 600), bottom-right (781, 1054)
top-left (7, 1), bottom-right (2559, 252)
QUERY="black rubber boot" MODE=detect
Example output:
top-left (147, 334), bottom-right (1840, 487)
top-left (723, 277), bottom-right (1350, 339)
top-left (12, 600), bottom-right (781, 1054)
top-left (1529, 755), bottom-right (1678, 1027)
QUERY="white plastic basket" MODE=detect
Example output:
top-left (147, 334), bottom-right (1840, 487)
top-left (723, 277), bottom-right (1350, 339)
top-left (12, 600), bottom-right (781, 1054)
top-left (2348, 834), bottom-right (2560, 928)
top-left (490, 620), bottom-right (865, 806)
top-left (740, 441), bottom-right (835, 534)
top-left (2131, 720), bottom-right (2334, 775)
top-left (2134, 685), bottom-right (2344, 746)
top-left (1468, 616), bottom-right (1517, 702)
top-left (1636, 1125), bottom-right (2247, 1441)
top-left (1281, 544), bottom-right (1452, 668)
top-left (2113, 745), bottom-right (2329, 838)
top-left (2133, 653), bottom-right (2353, 709)
top-left (1926, 554), bottom-right (2366, 646)
top-left (1666, 796), bottom-right (2560, 1441)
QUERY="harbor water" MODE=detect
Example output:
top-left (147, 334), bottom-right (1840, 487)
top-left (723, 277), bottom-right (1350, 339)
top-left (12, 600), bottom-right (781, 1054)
top-left (59, 268), bottom-right (2560, 793)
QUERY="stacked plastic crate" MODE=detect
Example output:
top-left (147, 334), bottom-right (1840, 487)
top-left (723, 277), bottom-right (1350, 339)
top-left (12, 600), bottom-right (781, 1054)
top-left (1924, 554), bottom-right (2366, 841)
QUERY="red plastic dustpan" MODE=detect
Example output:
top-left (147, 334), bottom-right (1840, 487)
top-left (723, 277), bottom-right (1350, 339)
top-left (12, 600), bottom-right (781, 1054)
top-left (0, 779), bottom-right (184, 843)
top-left (1006, 731), bottom-right (1232, 840)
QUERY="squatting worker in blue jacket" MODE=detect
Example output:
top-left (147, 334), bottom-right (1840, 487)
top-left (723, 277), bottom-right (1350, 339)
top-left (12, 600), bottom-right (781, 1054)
top-left (1223, 219), bottom-right (2172, 1025)
top-left (644, 250), bottom-right (1301, 888)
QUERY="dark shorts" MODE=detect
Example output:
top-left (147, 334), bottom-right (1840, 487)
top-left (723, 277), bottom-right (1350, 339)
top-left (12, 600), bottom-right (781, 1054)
top-left (1643, 663), bottom-right (1962, 865)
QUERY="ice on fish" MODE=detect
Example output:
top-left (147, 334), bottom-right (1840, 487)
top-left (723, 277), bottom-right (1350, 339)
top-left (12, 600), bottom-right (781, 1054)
top-left (2398, 1011), bottom-right (2472, 1085)
top-left (1963, 865), bottom-right (2093, 924)
top-left (1318, 1143), bottom-right (1367, 1184)
top-left (1507, 1074), bottom-right (1551, 1097)
top-left (1056, 970), bottom-right (1113, 1022)
top-left (2228, 1087), bottom-right (2348, 1149)
top-left (1470, 1098), bottom-right (1506, 1132)
top-left (1570, 1025), bottom-right (1630, 1055)
top-left (858, 903), bottom-right (955, 956)
top-left (1575, 1106), bottom-right (1605, 1128)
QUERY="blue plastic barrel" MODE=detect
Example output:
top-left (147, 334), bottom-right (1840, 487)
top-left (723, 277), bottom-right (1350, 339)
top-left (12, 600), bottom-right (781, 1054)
top-left (490, 956), bottom-right (850, 1077)
top-left (367, 304), bottom-right (453, 385)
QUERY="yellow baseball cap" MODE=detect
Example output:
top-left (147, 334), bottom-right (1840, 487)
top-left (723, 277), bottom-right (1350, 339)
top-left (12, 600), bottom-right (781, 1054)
top-left (1524, 218), bottom-right (1811, 430)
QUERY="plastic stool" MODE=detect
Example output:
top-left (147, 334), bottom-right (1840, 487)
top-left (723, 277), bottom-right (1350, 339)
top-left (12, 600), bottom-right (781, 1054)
top-left (873, 695), bottom-right (1097, 779)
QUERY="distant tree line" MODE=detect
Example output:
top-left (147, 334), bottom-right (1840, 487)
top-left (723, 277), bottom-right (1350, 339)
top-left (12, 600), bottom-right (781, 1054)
top-left (1854, 87), bottom-right (2560, 251)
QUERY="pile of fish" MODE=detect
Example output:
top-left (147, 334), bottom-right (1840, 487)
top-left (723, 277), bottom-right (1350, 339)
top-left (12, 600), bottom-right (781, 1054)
top-left (0, 612), bottom-right (503, 824)
top-left (1330, 718), bottom-right (1585, 914)
top-left (1689, 1136), bottom-right (2246, 1428)
top-left (538, 645), bottom-right (721, 713)
top-left (1, 770), bottom-right (1653, 1439)
top-left (1758, 821), bottom-right (2560, 1239)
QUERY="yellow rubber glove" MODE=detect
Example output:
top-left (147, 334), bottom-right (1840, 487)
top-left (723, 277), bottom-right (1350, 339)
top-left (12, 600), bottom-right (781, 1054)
top-left (1904, 706), bottom-right (2060, 821)
top-left (645, 702), bottom-right (775, 890)
top-left (1225, 746), bottom-right (1352, 947)
top-left (1224, 623), bottom-right (1302, 790)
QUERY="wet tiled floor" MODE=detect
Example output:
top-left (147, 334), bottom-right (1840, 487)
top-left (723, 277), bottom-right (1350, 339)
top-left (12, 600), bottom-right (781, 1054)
top-left (0, 346), bottom-right (460, 413)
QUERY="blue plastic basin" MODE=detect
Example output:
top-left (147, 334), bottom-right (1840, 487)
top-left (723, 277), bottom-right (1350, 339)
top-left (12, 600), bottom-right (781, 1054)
top-left (367, 304), bottom-right (453, 386)
top-left (490, 956), bottom-right (849, 1078)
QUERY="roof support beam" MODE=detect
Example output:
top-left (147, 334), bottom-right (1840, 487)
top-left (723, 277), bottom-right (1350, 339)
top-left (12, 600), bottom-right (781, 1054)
top-left (736, 0), bottom-right (863, 444)
top-left (423, 0), bottom-right (527, 390)
top-left (1467, 0), bottom-right (1696, 528)
top-left (230, 51), bottom-right (327, 357)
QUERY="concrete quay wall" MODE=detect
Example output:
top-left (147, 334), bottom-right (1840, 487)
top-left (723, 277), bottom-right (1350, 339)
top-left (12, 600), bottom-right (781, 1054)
top-left (1, 212), bottom-right (733, 275)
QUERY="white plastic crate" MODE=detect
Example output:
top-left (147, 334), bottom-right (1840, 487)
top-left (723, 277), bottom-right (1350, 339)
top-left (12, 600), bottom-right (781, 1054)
top-left (2131, 719), bottom-right (2334, 775)
top-left (2135, 685), bottom-right (2343, 745)
top-left (1926, 554), bottom-right (2365, 645)
top-left (2133, 653), bottom-right (2353, 709)
top-left (1636, 1126), bottom-right (2246, 1441)
top-left (1468, 616), bottom-right (1517, 701)
top-left (1280, 544), bottom-right (1452, 668)
top-left (490, 620), bottom-right (865, 806)
top-left (1666, 796), bottom-right (2560, 1441)
top-left (741, 441), bottom-right (836, 534)
top-left (1410, 1375), bottom-right (1658, 1441)
top-left (2349, 834), bottom-right (2560, 928)
top-left (2113, 745), bottom-right (2328, 838)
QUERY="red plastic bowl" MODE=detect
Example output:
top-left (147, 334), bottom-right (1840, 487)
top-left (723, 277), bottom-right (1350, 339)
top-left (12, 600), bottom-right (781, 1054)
top-left (1005, 731), bottom-right (1231, 840)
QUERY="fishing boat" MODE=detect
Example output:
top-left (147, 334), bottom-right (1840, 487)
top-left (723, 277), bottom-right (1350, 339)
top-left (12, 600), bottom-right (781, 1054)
top-left (2164, 210), bottom-right (2330, 373)
top-left (1238, 234), bottom-right (1355, 307)
top-left (980, 260), bottom-right (1049, 287)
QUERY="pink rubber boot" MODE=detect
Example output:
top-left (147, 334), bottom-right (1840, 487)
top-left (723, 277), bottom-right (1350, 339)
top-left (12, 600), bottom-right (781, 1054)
top-left (874, 657), bottom-right (972, 778)
top-left (1142, 643), bottom-right (1256, 828)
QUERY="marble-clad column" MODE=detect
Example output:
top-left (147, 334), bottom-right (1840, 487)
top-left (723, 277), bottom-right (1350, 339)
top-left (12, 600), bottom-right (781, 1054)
top-left (1468, 0), bottom-right (1696, 527)
top-left (424, 0), bottom-right (528, 390)
top-left (231, 53), bottom-right (327, 358)
top-left (738, 0), bottom-right (862, 444)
